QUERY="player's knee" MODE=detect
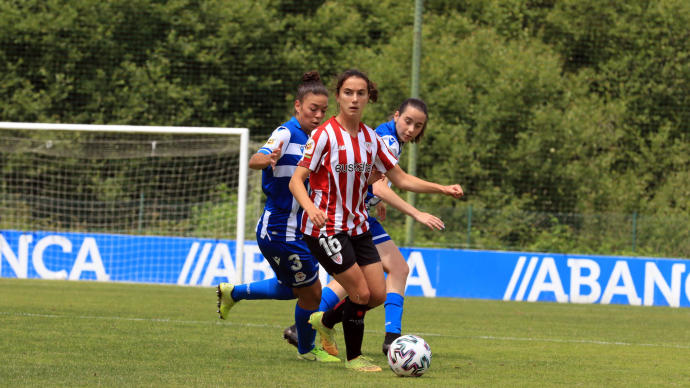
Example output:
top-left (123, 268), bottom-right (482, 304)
top-left (298, 297), bottom-right (320, 310)
top-left (388, 260), bottom-right (409, 280)
top-left (296, 283), bottom-right (321, 309)
top-left (305, 290), bottom-right (321, 305)
top-left (368, 289), bottom-right (386, 308)
top-left (350, 288), bottom-right (371, 305)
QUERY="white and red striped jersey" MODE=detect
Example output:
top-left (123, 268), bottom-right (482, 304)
top-left (298, 116), bottom-right (398, 237)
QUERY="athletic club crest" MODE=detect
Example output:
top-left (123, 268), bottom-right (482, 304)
top-left (331, 253), bottom-right (343, 264)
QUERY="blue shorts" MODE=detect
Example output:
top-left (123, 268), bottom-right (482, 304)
top-left (256, 234), bottom-right (320, 288)
top-left (368, 216), bottom-right (391, 245)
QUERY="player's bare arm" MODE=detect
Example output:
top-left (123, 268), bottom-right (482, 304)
top-left (367, 168), bottom-right (385, 185)
top-left (372, 178), bottom-right (445, 231)
top-left (248, 141), bottom-right (283, 170)
top-left (288, 165), bottom-right (326, 228)
top-left (384, 164), bottom-right (464, 198)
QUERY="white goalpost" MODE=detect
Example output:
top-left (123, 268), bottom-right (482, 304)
top-left (0, 122), bottom-right (249, 285)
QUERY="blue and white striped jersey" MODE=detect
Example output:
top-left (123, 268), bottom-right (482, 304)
top-left (366, 119), bottom-right (402, 209)
top-left (255, 117), bottom-right (309, 242)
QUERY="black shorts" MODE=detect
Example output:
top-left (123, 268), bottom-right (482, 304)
top-left (303, 231), bottom-right (381, 275)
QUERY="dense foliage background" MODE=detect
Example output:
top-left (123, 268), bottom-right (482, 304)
top-left (1, 0), bottom-right (688, 258)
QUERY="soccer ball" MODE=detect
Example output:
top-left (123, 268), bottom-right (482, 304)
top-left (386, 334), bottom-right (432, 377)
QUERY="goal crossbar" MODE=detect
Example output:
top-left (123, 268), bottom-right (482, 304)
top-left (0, 121), bottom-right (250, 284)
top-left (0, 121), bottom-right (247, 135)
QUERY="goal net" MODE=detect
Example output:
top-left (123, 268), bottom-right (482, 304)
top-left (0, 122), bottom-right (249, 285)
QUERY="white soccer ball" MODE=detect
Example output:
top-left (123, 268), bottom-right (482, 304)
top-left (386, 334), bottom-right (432, 377)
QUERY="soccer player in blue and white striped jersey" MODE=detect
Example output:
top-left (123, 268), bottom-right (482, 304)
top-left (216, 71), bottom-right (339, 363)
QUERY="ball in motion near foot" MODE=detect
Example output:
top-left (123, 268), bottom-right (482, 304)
top-left (386, 334), bottom-right (432, 377)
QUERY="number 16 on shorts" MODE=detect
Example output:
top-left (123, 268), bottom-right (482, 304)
top-left (319, 235), bottom-right (343, 264)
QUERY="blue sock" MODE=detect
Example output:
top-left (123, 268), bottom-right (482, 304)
top-left (319, 286), bottom-right (340, 312)
top-left (295, 303), bottom-right (317, 354)
top-left (384, 292), bottom-right (404, 334)
top-left (231, 277), bottom-right (295, 301)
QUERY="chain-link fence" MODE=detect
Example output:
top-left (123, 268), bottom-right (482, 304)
top-left (1, 0), bottom-right (688, 258)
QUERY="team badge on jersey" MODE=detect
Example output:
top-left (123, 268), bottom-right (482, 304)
top-left (294, 272), bottom-right (306, 283)
top-left (364, 141), bottom-right (372, 153)
top-left (303, 138), bottom-right (315, 159)
top-left (382, 135), bottom-right (399, 156)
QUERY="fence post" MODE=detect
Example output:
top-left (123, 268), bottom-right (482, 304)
top-left (466, 204), bottom-right (472, 248)
top-left (404, 0), bottom-right (424, 247)
top-left (138, 192), bottom-right (145, 232)
top-left (631, 211), bottom-right (637, 253)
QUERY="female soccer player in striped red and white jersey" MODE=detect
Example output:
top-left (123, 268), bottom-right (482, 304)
top-left (282, 99), bottom-right (447, 357)
top-left (319, 98), bottom-right (444, 356)
top-left (289, 69), bottom-right (463, 372)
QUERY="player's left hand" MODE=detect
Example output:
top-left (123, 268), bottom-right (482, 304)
top-left (376, 202), bottom-right (386, 221)
top-left (444, 184), bottom-right (464, 198)
top-left (414, 212), bottom-right (445, 231)
top-left (367, 169), bottom-right (384, 185)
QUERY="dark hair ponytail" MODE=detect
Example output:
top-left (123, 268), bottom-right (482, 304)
top-left (296, 71), bottom-right (328, 102)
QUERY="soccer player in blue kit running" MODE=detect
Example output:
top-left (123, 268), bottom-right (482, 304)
top-left (216, 71), bottom-right (339, 362)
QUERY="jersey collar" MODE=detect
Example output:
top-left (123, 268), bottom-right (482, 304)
top-left (288, 116), bottom-right (302, 130)
top-left (386, 119), bottom-right (404, 146)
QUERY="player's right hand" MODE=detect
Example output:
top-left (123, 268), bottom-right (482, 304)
top-left (444, 184), bottom-right (464, 198)
top-left (269, 141), bottom-right (283, 169)
top-left (306, 206), bottom-right (327, 229)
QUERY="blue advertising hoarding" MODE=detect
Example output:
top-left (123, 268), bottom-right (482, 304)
top-left (2, 229), bottom-right (689, 308)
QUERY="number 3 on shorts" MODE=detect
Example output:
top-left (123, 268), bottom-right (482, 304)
top-left (287, 254), bottom-right (302, 271)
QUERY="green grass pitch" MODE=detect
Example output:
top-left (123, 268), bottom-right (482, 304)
top-left (1, 278), bottom-right (689, 387)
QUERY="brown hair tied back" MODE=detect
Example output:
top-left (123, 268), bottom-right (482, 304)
top-left (296, 70), bottom-right (328, 102)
